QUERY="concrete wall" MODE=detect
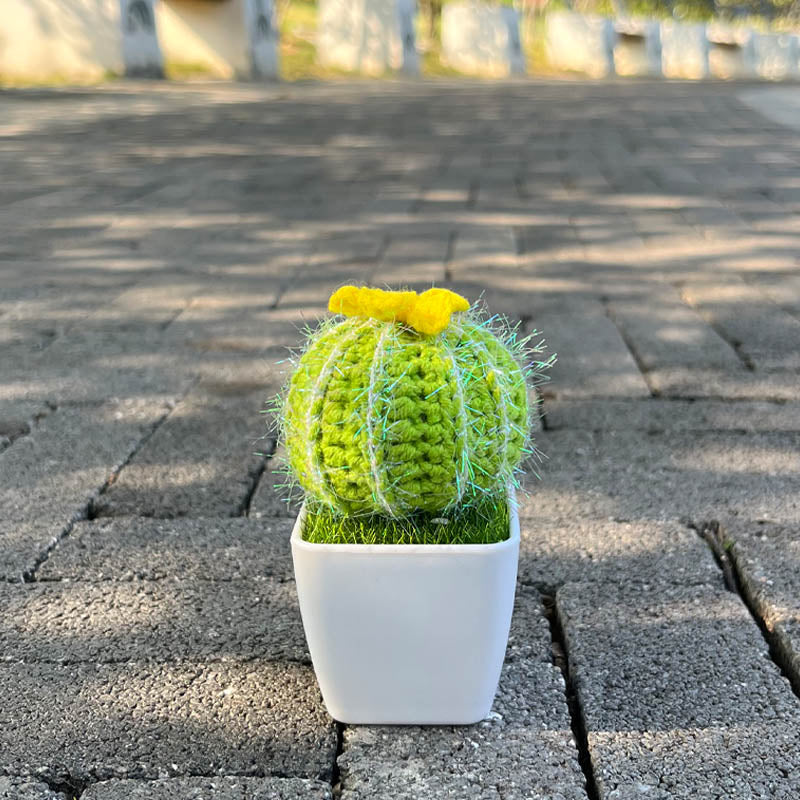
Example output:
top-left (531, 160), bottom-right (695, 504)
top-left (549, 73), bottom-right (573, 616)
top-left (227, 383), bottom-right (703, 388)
top-left (317, 0), bottom-right (404, 75)
top-left (442, 3), bottom-right (525, 77)
top-left (156, 0), bottom-right (250, 78)
top-left (0, 0), bottom-right (271, 84)
top-left (661, 22), bottom-right (710, 79)
top-left (0, 0), bottom-right (123, 83)
top-left (545, 12), bottom-right (615, 78)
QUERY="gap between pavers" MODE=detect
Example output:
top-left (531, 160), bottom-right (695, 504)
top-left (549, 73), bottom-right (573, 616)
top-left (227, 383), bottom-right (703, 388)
top-left (528, 307), bottom-right (651, 400)
top-left (558, 581), bottom-right (800, 799)
top-left (680, 275), bottom-right (800, 371)
top-left (518, 517), bottom-right (721, 589)
top-left (0, 777), bottom-right (64, 800)
top-left (0, 400), bottom-right (173, 582)
top-left (248, 446), bottom-right (301, 521)
top-left (717, 518), bottom-right (800, 693)
top-left (95, 363), bottom-right (283, 520)
top-left (604, 291), bottom-right (743, 374)
top-left (647, 367), bottom-right (800, 401)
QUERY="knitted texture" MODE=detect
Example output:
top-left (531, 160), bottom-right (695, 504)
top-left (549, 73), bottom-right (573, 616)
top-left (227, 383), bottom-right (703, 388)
top-left (281, 304), bottom-right (549, 517)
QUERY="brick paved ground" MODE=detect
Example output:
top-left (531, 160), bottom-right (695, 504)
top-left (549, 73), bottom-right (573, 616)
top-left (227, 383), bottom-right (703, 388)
top-left (1, 80), bottom-right (800, 799)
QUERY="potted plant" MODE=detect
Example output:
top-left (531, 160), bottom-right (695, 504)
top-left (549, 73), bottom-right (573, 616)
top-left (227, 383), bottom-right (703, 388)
top-left (277, 285), bottom-right (551, 724)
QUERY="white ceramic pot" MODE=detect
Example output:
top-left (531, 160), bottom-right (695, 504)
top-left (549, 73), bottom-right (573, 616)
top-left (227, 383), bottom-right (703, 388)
top-left (291, 494), bottom-right (520, 725)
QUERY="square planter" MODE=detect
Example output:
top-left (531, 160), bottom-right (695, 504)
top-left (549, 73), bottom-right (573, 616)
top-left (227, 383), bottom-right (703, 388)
top-left (291, 494), bottom-right (520, 724)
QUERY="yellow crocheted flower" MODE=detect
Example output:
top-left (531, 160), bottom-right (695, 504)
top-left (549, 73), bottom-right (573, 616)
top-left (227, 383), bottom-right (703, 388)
top-left (328, 286), bottom-right (469, 335)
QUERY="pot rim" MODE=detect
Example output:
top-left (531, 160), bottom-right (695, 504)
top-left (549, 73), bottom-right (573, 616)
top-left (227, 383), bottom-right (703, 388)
top-left (290, 487), bottom-right (519, 556)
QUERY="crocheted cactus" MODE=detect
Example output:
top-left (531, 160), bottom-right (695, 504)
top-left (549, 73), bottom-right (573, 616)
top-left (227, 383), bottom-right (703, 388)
top-left (279, 287), bottom-right (550, 517)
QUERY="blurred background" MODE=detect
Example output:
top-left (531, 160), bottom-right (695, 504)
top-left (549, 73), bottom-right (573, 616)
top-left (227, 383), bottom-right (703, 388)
top-left (2, 0), bottom-right (800, 86)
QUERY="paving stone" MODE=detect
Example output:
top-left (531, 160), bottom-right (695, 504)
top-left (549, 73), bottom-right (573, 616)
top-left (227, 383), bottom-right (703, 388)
top-left (82, 777), bottom-right (332, 800)
top-left (449, 225), bottom-right (517, 271)
top-left (606, 292), bottom-right (742, 371)
top-left (0, 778), bottom-right (64, 800)
top-left (0, 579), bottom-right (306, 664)
top-left (4, 80), bottom-right (800, 794)
top-left (0, 400), bottom-right (169, 581)
top-left (558, 581), bottom-right (800, 799)
top-left (446, 268), bottom-right (589, 320)
top-left (274, 233), bottom-right (384, 313)
top-left (544, 399), bottom-right (800, 432)
top-left (0, 338), bottom-right (193, 409)
top-left (518, 517), bottom-right (720, 588)
top-left (38, 518), bottom-right (294, 582)
top-left (520, 429), bottom-right (800, 524)
top-left (338, 586), bottom-right (585, 800)
top-left (681, 276), bottom-right (800, 371)
top-left (96, 379), bottom-right (275, 519)
top-left (649, 366), bottom-right (800, 401)
top-left (723, 519), bottom-right (800, 688)
top-left (753, 273), bottom-right (800, 319)
top-left (531, 308), bottom-right (650, 399)
top-left (370, 229), bottom-right (449, 286)
top-left (169, 293), bottom-right (313, 353)
top-left (0, 661), bottom-right (335, 783)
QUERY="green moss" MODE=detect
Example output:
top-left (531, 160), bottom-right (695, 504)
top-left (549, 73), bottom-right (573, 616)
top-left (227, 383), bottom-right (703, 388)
top-left (302, 496), bottom-right (511, 545)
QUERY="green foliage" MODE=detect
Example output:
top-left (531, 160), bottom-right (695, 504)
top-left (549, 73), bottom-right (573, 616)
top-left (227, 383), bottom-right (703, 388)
top-left (302, 495), bottom-right (511, 544)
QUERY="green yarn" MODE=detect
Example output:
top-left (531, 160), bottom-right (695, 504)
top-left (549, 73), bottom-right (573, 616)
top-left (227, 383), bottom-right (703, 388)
top-left (281, 308), bottom-right (547, 518)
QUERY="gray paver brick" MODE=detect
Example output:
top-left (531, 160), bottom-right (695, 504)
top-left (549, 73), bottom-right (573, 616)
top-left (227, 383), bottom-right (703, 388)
top-left (0, 661), bottom-right (335, 783)
top-left (724, 519), bottom-right (800, 689)
top-left (0, 778), bottom-right (64, 800)
top-left (0, 579), bottom-right (306, 664)
top-left (96, 381), bottom-right (274, 519)
top-left (531, 308), bottom-right (650, 399)
top-left (544, 398), bottom-right (800, 432)
top-left (753, 273), bottom-right (800, 319)
top-left (0, 400), bottom-right (169, 581)
top-left (38, 517), bottom-right (294, 582)
top-left (681, 276), bottom-right (800, 370)
top-left (520, 429), bottom-right (800, 524)
top-left (606, 292), bottom-right (742, 371)
top-left (82, 777), bottom-right (332, 799)
top-left (519, 517), bottom-right (720, 588)
top-left (558, 581), bottom-right (800, 799)
top-left (648, 366), bottom-right (800, 400)
top-left (370, 228), bottom-right (450, 286)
